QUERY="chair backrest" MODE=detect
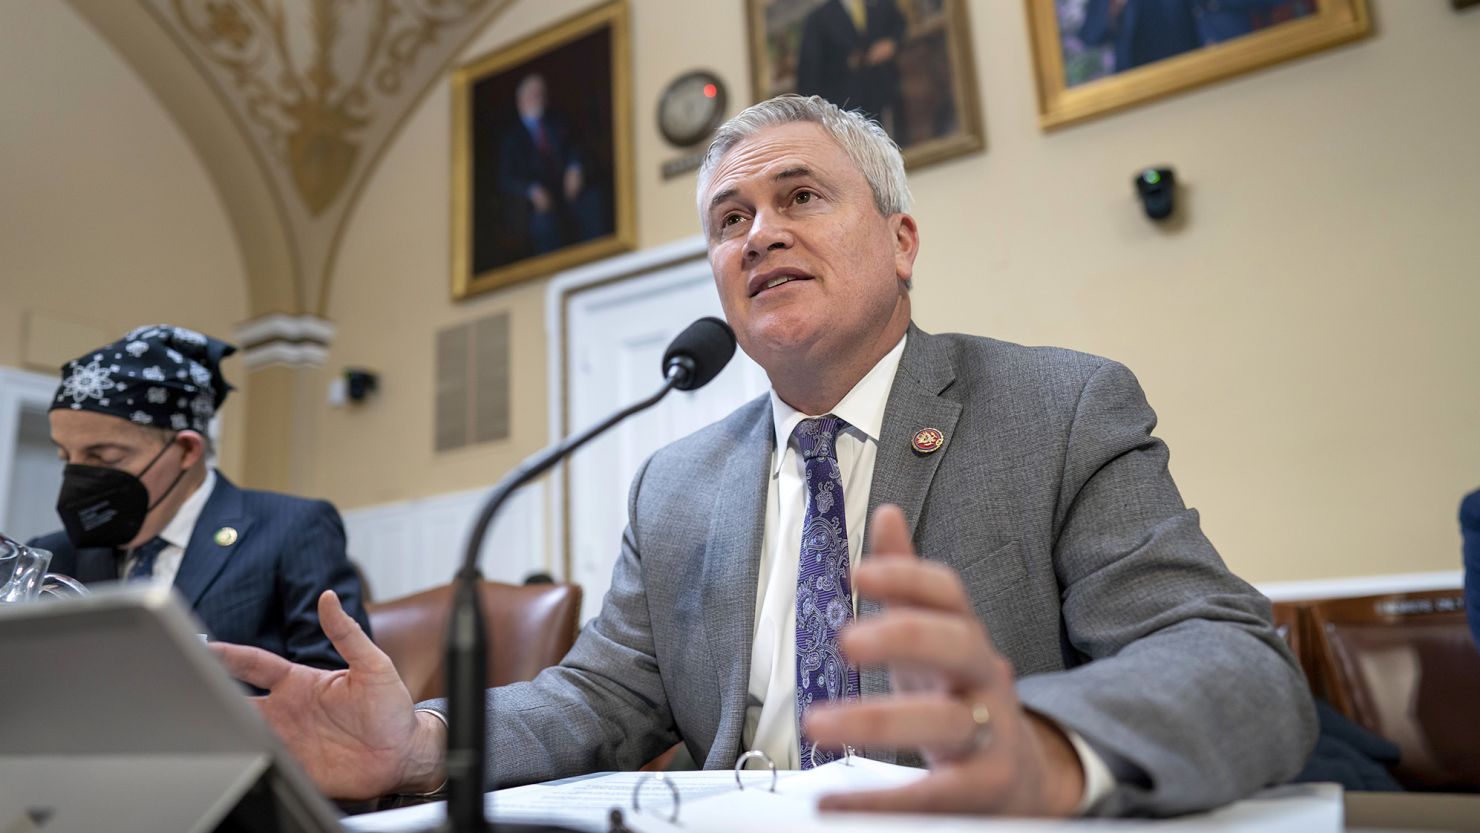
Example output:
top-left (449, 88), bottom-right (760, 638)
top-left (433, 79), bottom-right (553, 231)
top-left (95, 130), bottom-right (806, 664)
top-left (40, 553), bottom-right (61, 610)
top-left (366, 581), bottom-right (582, 702)
top-left (1269, 600), bottom-right (1307, 672)
top-left (1305, 589), bottom-right (1480, 791)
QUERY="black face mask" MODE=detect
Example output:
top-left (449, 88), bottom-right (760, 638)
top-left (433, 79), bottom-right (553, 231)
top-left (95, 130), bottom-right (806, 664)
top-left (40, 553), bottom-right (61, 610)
top-left (55, 435), bottom-right (186, 549)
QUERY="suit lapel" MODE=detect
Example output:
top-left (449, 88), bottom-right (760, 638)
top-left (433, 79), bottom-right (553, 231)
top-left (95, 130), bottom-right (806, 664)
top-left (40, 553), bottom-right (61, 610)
top-left (174, 475), bottom-right (254, 608)
top-left (699, 399), bottom-right (774, 765)
top-left (858, 326), bottom-right (961, 764)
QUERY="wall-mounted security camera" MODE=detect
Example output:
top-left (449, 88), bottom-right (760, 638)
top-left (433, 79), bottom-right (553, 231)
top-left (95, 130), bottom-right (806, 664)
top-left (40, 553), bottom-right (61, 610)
top-left (1134, 167), bottom-right (1176, 221)
top-left (344, 368), bottom-right (379, 403)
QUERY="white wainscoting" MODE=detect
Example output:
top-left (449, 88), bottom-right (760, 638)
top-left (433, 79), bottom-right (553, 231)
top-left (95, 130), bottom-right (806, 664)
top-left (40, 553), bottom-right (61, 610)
top-left (341, 483), bottom-right (546, 603)
top-left (1256, 570), bottom-right (1463, 602)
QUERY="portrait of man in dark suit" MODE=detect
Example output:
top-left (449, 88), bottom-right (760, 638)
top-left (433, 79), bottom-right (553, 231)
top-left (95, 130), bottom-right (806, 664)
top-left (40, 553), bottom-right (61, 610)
top-left (455, 7), bottom-right (631, 299)
top-left (749, 0), bottom-right (982, 169)
top-left (497, 73), bottom-right (605, 260)
top-left (795, 0), bottom-right (909, 137)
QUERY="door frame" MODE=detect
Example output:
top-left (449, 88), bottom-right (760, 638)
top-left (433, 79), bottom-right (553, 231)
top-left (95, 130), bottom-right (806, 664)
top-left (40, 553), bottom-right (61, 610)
top-left (0, 366), bottom-right (61, 534)
top-left (544, 234), bottom-right (711, 582)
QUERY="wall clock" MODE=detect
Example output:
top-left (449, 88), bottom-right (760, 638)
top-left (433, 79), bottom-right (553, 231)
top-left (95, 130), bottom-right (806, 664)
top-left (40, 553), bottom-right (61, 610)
top-left (657, 70), bottom-right (726, 148)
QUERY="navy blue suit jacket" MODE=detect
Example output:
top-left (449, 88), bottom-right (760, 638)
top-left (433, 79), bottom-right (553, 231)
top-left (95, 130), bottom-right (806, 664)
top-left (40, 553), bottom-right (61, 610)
top-left (29, 473), bottom-right (370, 669)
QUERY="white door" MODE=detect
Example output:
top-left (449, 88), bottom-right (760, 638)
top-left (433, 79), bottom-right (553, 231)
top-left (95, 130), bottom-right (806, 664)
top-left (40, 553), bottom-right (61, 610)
top-left (549, 237), bottom-right (769, 621)
top-left (0, 367), bottom-right (65, 544)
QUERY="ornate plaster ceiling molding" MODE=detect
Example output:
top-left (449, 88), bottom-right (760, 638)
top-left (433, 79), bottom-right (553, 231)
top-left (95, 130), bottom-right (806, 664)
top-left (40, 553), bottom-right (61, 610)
top-left (133, 0), bottom-right (516, 314)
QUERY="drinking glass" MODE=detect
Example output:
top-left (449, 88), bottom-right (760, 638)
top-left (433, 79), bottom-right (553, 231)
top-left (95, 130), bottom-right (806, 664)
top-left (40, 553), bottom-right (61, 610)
top-left (0, 533), bottom-right (88, 603)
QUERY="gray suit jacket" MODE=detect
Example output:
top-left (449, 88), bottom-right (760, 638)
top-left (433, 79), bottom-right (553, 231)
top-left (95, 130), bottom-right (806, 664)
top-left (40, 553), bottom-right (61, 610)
top-left (462, 326), bottom-right (1316, 816)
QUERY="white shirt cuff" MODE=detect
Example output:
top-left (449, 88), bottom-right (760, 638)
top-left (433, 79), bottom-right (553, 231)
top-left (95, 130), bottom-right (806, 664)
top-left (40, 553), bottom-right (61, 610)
top-left (1064, 726), bottom-right (1115, 814)
top-left (408, 708), bottom-right (450, 797)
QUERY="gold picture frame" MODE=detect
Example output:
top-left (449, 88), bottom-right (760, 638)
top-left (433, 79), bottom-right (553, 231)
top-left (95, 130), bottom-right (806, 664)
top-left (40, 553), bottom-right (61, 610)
top-left (1027, 0), bottom-right (1370, 130)
top-left (746, 0), bottom-right (984, 170)
top-left (451, 1), bottom-right (635, 300)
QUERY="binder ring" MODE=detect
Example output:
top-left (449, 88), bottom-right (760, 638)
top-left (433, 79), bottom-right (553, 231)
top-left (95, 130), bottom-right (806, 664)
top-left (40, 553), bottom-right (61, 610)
top-left (631, 772), bottom-right (681, 823)
top-left (806, 742), bottom-right (856, 768)
top-left (733, 750), bottom-right (778, 792)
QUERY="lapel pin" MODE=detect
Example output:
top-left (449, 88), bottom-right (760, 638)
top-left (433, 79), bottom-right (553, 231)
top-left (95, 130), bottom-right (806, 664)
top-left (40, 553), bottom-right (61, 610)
top-left (911, 427), bottom-right (945, 454)
top-left (214, 527), bottom-right (238, 547)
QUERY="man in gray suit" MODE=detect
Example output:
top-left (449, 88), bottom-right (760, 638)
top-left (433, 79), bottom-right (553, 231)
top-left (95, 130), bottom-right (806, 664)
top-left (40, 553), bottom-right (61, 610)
top-left (215, 95), bottom-right (1315, 816)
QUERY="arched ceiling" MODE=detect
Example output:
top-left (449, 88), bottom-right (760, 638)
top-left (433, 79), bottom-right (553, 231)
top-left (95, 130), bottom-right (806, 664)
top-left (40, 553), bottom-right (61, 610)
top-left (65, 0), bottom-right (517, 319)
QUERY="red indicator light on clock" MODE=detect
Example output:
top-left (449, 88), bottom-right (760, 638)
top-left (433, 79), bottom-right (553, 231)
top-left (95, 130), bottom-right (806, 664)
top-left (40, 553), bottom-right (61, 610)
top-left (703, 83), bottom-right (717, 98)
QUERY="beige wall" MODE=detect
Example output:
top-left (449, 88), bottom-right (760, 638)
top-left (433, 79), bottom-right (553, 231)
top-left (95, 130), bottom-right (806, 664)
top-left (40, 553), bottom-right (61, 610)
top-left (7, 1), bottom-right (1476, 584)
top-left (0, 0), bottom-right (249, 477)
top-left (912, 1), bottom-right (1479, 584)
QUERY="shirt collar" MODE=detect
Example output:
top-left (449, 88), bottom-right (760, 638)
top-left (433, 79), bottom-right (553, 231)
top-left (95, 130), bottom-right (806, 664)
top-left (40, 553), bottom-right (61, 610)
top-left (156, 468), bottom-right (217, 550)
top-left (769, 333), bottom-right (907, 475)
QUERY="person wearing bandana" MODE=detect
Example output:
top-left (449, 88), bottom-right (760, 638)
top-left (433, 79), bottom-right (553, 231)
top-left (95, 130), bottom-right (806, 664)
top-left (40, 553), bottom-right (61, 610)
top-left (27, 324), bottom-right (371, 669)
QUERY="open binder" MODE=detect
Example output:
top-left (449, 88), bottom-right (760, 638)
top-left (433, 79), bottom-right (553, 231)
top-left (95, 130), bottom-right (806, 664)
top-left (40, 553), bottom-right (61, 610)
top-left (608, 751), bottom-right (927, 833)
top-left (346, 755), bottom-right (1341, 833)
top-left (611, 771), bottom-right (1346, 833)
top-left (343, 751), bottom-right (927, 833)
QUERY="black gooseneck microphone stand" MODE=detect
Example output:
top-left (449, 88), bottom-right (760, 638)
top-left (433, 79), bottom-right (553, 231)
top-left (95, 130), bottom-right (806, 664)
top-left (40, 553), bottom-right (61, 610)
top-left (441, 318), bottom-right (735, 832)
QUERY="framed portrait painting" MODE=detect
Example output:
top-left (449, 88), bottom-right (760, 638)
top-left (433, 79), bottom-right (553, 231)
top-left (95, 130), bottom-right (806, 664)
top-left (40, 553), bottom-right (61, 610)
top-left (451, 2), bottom-right (634, 300)
top-left (1027, 0), bottom-right (1371, 129)
top-left (746, 0), bottom-right (985, 170)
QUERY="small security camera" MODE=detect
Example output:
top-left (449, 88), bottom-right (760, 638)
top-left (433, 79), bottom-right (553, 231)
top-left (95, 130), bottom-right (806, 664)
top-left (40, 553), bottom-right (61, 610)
top-left (344, 369), bottom-right (379, 403)
top-left (1134, 167), bottom-right (1176, 221)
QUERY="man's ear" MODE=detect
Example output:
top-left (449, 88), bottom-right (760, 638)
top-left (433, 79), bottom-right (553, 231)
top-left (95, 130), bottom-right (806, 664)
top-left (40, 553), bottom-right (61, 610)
top-left (175, 430), bottom-right (208, 470)
top-left (892, 213), bottom-right (920, 286)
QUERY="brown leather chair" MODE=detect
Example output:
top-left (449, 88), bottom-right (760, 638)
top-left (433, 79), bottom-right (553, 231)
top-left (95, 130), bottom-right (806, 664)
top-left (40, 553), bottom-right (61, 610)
top-left (1270, 600), bottom-right (1308, 674)
top-left (1305, 589), bottom-right (1480, 791)
top-left (366, 580), bottom-right (582, 702)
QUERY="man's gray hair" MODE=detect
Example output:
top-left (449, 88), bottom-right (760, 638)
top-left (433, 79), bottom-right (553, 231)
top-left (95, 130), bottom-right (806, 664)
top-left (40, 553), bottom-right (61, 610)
top-left (695, 95), bottom-right (912, 234)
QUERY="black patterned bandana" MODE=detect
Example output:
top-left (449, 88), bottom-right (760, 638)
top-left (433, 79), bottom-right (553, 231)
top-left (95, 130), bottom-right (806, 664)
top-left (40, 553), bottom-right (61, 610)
top-left (50, 325), bottom-right (237, 434)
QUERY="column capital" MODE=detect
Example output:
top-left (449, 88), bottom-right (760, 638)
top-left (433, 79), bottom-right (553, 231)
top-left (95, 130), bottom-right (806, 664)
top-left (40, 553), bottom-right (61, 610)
top-left (234, 314), bottom-right (336, 370)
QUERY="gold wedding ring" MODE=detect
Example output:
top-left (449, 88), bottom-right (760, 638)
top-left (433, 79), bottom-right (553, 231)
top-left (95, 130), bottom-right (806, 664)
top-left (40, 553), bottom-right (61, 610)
top-left (966, 701), bottom-right (993, 751)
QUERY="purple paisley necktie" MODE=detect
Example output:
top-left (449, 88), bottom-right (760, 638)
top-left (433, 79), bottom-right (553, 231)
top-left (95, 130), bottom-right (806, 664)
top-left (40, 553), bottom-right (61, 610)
top-left (793, 415), bottom-right (860, 768)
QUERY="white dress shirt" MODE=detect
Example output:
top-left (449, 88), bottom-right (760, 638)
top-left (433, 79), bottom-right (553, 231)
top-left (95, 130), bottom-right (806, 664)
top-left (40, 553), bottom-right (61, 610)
top-left (740, 335), bottom-right (1113, 811)
top-left (744, 336), bottom-right (904, 768)
top-left (120, 468), bottom-right (217, 586)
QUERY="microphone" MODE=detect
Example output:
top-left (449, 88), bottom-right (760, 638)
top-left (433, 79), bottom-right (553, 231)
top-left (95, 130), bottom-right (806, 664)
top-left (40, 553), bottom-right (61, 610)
top-left (662, 316), bottom-right (736, 391)
top-left (443, 318), bottom-right (736, 832)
